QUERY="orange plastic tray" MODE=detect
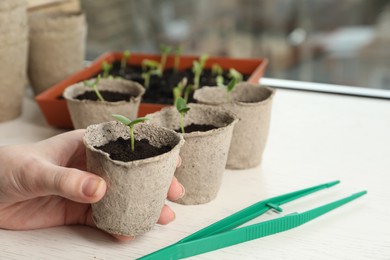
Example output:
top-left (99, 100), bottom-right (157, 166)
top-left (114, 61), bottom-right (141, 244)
top-left (35, 52), bottom-right (268, 129)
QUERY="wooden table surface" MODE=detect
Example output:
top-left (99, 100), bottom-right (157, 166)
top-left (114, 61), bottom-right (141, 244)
top-left (0, 88), bottom-right (389, 259)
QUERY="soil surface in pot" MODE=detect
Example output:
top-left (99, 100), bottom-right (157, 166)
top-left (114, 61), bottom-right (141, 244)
top-left (95, 137), bottom-right (171, 162)
top-left (99, 61), bottom-right (250, 105)
top-left (174, 123), bottom-right (218, 133)
top-left (75, 90), bottom-right (136, 102)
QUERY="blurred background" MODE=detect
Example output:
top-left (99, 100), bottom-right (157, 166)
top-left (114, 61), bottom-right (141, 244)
top-left (29, 0), bottom-right (390, 91)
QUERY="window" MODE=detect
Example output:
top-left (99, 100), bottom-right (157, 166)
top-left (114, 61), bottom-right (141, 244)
top-left (81, 0), bottom-right (390, 97)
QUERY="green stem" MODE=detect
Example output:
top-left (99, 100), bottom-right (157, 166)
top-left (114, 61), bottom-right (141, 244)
top-left (93, 85), bottom-right (105, 102)
top-left (143, 73), bottom-right (150, 89)
top-left (180, 114), bottom-right (185, 134)
top-left (194, 74), bottom-right (200, 90)
top-left (130, 126), bottom-right (135, 152)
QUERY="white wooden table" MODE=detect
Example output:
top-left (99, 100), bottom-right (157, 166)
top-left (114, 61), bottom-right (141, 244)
top-left (0, 87), bottom-right (389, 259)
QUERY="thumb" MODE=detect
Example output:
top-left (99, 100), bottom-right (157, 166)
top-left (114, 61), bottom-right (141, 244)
top-left (36, 164), bottom-right (107, 203)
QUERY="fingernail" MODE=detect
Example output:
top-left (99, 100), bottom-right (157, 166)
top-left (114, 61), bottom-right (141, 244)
top-left (168, 206), bottom-right (176, 222)
top-left (82, 178), bottom-right (104, 197)
top-left (178, 183), bottom-right (185, 199)
top-left (171, 209), bottom-right (176, 222)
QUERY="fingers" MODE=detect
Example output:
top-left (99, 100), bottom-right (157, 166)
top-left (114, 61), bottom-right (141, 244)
top-left (27, 161), bottom-right (107, 203)
top-left (157, 204), bottom-right (176, 225)
top-left (36, 129), bottom-right (87, 169)
top-left (167, 176), bottom-right (185, 202)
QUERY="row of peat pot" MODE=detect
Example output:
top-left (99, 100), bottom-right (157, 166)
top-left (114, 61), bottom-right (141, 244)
top-left (0, 0), bottom-right (86, 122)
top-left (71, 78), bottom-right (275, 236)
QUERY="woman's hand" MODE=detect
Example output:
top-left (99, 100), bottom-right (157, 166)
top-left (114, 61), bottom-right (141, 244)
top-left (0, 130), bottom-right (184, 241)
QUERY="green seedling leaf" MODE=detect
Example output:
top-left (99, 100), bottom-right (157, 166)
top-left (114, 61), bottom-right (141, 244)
top-left (128, 117), bottom-right (149, 128)
top-left (142, 68), bottom-right (162, 89)
top-left (226, 78), bottom-right (238, 102)
top-left (83, 74), bottom-right (104, 102)
top-left (112, 114), bottom-right (132, 125)
top-left (175, 97), bottom-right (190, 134)
top-left (216, 75), bottom-right (224, 87)
top-left (173, 87), bottom-right (182, 103)
top-left (172, 77), bottom-right (188, 103)
top-left (227, 78), bottom-right (237, 93)
top-left (175, 97), bottom-right (189, 114)
top-left (192, 54), bottom-right (208, 90)
top-left (192, 60), bottom-right (201, 74)
top-left (121, 50), bottom-right (131, 70)
top-left (183, 84), bottom-right (193, 103)
top-left (192, 61), bottom-right (202, 90)
top-left (102, 61), bottom-right (112, 78)
top-left (211, 64), bottom-right (223, 76)
top-left (112, 114), bottom-right (149, 152)
top-left (160, 44), bottom-right (173, 72)
top-left (228, 68), bottom-right (243, 82)
top-left (217, 77), bottom-right (237, 102)
top-left (199, 54), bottom-right (209, 68)
top-left (142, 59), bottom-right (160, 70)
top-left (160, 44), bottom-right (173, 55)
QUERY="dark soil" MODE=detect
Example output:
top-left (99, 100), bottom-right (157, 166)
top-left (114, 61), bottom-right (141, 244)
top-left (74, 90), bottom-right (136, 102)
top-left (175, 123), bottom-right (218, 133)
top-left (95, 137), bottom-right (172, 162)
top-left (95, 60), bottom-right (250, 105)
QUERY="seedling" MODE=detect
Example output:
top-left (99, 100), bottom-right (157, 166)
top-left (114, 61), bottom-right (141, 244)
top-left (173, 77), bottom-right (190, 103)
top-left (120, 50), bottom-right (131, 71)
top-left (218, 78), bottom-right (237, 102)
top-left (174, 46), bottom-right (183, 72)
top-left (142, 69), bottom-right (161, 89)
top-left (228, 68), bottom-right (243, 83)
top-left (83, 74), bottom-right (104, 101)
top-left (141, 59), bottom-right (162, 89)
top-left (142, 59), bottom-right (161, 71)
top-left (160, 44), bottom-right (173, 72)
top-left (112, 114), bottom-right (149, 152)
top-left (192, 54), bottom-right (208, 90)
top-left (175, 97), bottom-right (190, 134)
top-left (102, 61), bottom-right (112, 78)
top-left (212, 63), bottom-right (224, 86)
top-left (211, 64), bottom-right (223, 76)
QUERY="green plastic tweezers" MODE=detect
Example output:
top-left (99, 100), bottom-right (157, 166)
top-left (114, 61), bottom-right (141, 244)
top-left (138, 180), bottom-right (366, 260)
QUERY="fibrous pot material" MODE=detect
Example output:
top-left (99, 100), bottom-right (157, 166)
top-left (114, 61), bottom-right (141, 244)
top-left (194, 83), bottom-right (275, 169)
top-left (83, 121), bottom-right (184, 236)
top-left (63, 78), bottom-right (145, 129)
top-left (0, 0), bottom-right (28, 34)
top-left (147, 104), bottom-right (238, 205)
top-left (0, 0), bottom-right (28, 122)
top-left (28, 11), bottom-right (87, 95)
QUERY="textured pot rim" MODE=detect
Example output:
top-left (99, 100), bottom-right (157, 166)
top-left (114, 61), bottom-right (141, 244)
top-left (63, 78), bottom-right (145, 106)
top-left (194, 85), bottom-right (275, 107)
top-left (84, 121), bottom-right (185, 167)
top-left (28, 11), bottom-right (86, 33)
top-left (149, 103), bottom-right (239, 139)
top-left (0, 0), bottom-right (25, 11)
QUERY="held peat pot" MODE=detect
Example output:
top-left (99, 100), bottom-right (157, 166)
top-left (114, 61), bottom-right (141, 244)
top-left (147, 104), bottom-right (238, 205)
top-left (83, 121), bottom-right (184, 236)
top-left (63, 78), bottom-right (145, 129)
top-left (194, 83), bottom-right (275, 169)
